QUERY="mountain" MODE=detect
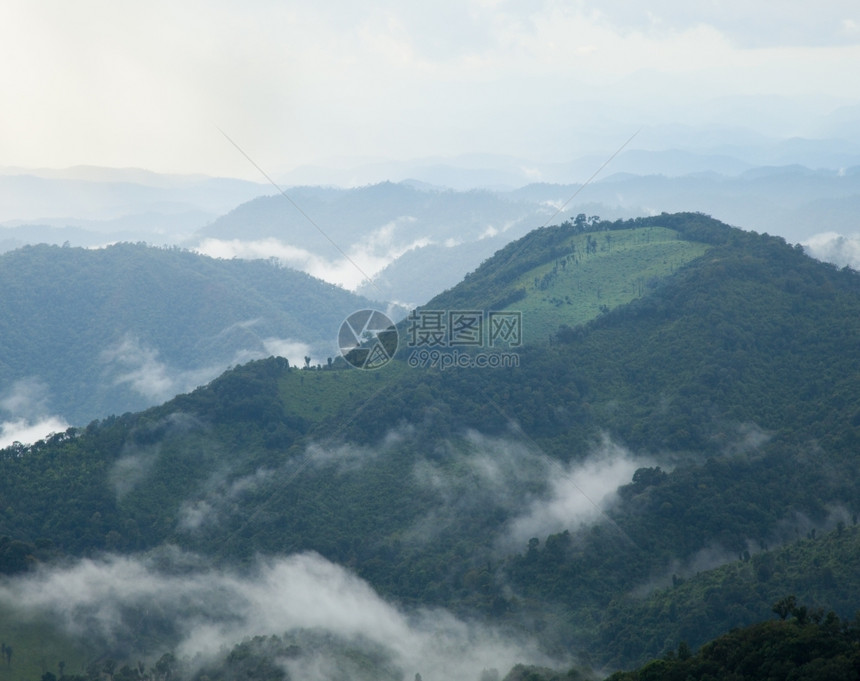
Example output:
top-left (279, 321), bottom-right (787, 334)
top-left (275, 132), bottom-right (860, 188)
top-left (504, 166), bottom-right (860, 243)
top-left (195, 182), bottom-right (544, 246)
top-left (422, 215), bottom-right (711, 343)
top-left (187, 173), bottom-right (860, 304)
top-left (0, 213), bottom-right (859, 679)
top-left (0, 243), bottom-right (378, 430)
top-left (5, 166), bottom-right (860, 308)
top-left (191, 181), bottom-right (551, 300)
top-left (0, 168), bottom-right (268, 248)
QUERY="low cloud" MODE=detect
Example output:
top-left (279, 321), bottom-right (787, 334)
top-left (504, 438), bottom-right (646, 549)
top-left (305, 424), bottom-right (415, 472)
top-left (411, 432), bottom-right (548, 517)
top-left (0, 416), bottom-right (70, 449)
top-left (108, 414), bottom-right (207, 500)
top-left (194, 220), bottom-right (431, 291)
top-left (0, 376), bottom-right (51, 415)
top-left (0, 378), bottom-right (69, 447)
top-left (636, 504), bottom-right (859, 597)
top-left (803, 232), bottom-right (860, 270)
top-left (178, 426), bottom-right (416, 535)
top-left (0, 550), bottom-right (553, 680)
top-left (408, 430), bottom-right (650, 552)
top-left (175, 427), bottom-right (645, 557)
top-left (261, 337), bottom-right (313, 367)
top-left (108, 443), bottom-right (162, 500)
top-left (100, 333), bottom-right (312, 405)
top-left (177, 467), bottom-right (274, 532)
top-left (101, 335), bottom-right (191, 402)
top-left (712, 421), bottom-right (771, 460)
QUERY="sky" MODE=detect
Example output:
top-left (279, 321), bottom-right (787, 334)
top-left (2, 0), bottom-right (859, 181)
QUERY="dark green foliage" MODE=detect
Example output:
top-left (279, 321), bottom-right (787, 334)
top-left (1, 214), bottom-right (860, 676)
top-left (192, 636), bottom-right (294, 681)
top-left (605, 607), bottom-right (860, 681)
top-left (590, 524), bottom-right (860, 668)
top-left (503, 664), bottom-right (594, 681)
top-left (0, 537), bottom-right (36, 574)
top-left (0, 358), bottom-right (305, 556)
top-left (185, 631), bottom-right (402, 681)
top-left (0, 243), bottom-right (375, 424)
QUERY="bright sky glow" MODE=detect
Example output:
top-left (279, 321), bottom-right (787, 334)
top-left (1, 1), bottom-right (859, 180)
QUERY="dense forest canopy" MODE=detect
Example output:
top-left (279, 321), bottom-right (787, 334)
top-left (0, 213), bottom-right (858, 679)
top-left (0, 242), bottom-right (377, 425)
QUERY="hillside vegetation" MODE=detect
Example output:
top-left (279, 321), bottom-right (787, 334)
top-left (0, 243), bottom-right (376, 425)
top-left (518, 600), bottom-right (860, 681)
top-left (427, 220), bottom-right (711, 342)
top-left (0, 213), bottom-right (859, 678)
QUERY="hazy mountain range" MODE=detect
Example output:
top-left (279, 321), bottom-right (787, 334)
top-left (0, 131), bottom-right (859, 679)
top-left (5, 3), bottom-right (860, 678)
top-left (3, 141), bottom-right (859, 309)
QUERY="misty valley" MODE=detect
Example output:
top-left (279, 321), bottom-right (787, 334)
top-left (6, 1), bottom-right (860, 677)
top-left (1, 211), bottom-right (860, 681)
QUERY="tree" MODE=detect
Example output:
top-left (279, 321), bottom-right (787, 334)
top-left (772, 595), bottom-right (797, 620)
top-left (154, 653), bottom-right (176, 681)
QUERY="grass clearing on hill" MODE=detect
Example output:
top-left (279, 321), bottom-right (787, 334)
top-left (0, 605), bottom-right (91, 681)
top-left (508, 227), bottom-right (711, 342)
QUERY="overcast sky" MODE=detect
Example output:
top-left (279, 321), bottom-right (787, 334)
top-left (2, 0), bottom-right (859, 180)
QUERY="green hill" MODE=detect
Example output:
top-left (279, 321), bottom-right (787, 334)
top-left (426, 219), bottom-right (712, 343)
top-left (0, 605), bottom-right (88, 681)
top-left (0, 243), bottom-right (377, 426)
top-left (1, 213), bottom-right (859, 677)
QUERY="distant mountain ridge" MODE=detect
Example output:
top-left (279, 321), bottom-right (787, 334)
top-left (193, 181), bottom-right (549, 297)
top-left (0, 169), bottom-right (268, 251)
top-left (4, 164), bottom-right (860, 307)
top-left (191, 170), bottom-right (860, 303)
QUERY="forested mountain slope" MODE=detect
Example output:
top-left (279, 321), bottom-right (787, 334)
top-left (193, 182), bottom-right (546, 302)
top-left (0, 243), bottom-right (376, 426)
top-left (0, 213), bottom-right (858, 677)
